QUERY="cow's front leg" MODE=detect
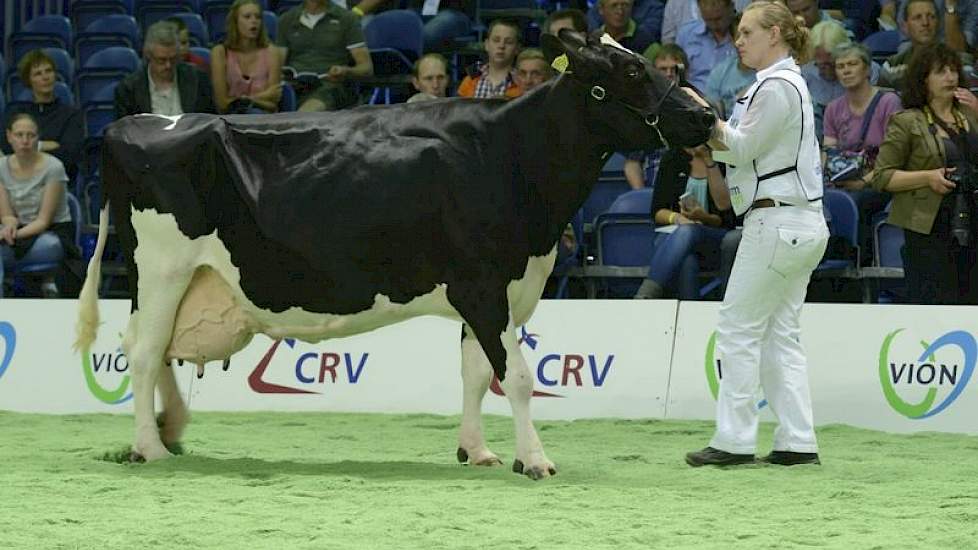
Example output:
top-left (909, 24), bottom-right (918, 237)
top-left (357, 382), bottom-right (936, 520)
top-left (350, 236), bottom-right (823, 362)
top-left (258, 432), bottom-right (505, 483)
top-left (457, 325), bottom-right (502, 467)
top-left (497, 323), bottom-right (556, 480)
top-left (157, 360), bottom-right (189, 454)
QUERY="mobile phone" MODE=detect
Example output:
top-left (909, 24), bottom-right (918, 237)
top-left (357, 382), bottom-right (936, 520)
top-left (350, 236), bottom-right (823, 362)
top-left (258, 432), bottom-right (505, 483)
top-left (679, 191), bottom-right (699, 211)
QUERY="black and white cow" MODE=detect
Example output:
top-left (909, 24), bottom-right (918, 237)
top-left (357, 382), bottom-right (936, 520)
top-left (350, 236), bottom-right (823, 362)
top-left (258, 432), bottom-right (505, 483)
top-left (75, 31), bottom-right (714, 479)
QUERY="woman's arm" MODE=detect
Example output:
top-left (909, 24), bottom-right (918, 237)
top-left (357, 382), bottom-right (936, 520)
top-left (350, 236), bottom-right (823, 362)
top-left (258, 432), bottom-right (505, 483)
top-left (0, 184), bottom-right (18, 245)
top-left (15, 178), bottom-right (64, 240)
top-left (210, 44), bottom-right (233, 113)
top-left (249, 47), bottom-right (284, 111)
top-left (623, 159), bottom-right (645, 190)
top-left (869, 112), bottom-right (955, 194)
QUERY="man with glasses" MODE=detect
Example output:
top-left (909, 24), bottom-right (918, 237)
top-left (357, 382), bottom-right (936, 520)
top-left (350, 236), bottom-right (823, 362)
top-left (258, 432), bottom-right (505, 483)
top-left (115, 21), bottom-right (215, 118)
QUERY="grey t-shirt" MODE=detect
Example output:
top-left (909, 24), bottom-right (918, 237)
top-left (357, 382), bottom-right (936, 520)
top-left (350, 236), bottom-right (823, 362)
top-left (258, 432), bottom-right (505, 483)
top-left (0, 154), bottom-right (70, 225)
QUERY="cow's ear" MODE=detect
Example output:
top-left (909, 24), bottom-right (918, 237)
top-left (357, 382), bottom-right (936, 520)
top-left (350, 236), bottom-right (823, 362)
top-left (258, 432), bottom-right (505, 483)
top-left (542, 29), bottom-right (587, 74)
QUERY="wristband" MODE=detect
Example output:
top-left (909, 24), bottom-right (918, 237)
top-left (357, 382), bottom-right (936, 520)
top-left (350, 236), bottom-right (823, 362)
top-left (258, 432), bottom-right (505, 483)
top-left (351, 5), bottom-right (364, 16)
top-left (668, 212), bottom-right (678, 224)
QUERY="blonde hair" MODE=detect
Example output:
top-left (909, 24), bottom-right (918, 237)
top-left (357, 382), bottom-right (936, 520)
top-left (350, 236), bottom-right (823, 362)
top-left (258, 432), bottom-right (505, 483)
top-left (744, 1), bottom-right (812, 64)
top-left (224, 0), bottom-right (270, 51)
top-left (809, 19), bottom-right (848, 52)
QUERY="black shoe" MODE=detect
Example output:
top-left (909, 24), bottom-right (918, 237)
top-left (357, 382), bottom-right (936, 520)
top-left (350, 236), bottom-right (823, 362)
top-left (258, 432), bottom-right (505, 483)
top-left (759, 451), bottom-right (821, 466)
top-left (685, 446), bottom-right (756, 467)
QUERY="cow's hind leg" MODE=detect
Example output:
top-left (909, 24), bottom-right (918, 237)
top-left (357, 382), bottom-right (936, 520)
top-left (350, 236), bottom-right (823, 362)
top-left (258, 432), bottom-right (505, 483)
top-left (156, 360), bottom-right (189, 454)
top-left (457, 324), bottom-right (502, 467)
top-left (123, 274), bottom-right (193, 462)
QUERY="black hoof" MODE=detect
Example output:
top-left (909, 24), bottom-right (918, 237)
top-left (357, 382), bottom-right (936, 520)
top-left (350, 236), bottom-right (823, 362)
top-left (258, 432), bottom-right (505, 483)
top-left (177, 359), bottom-right (185, 366)
top-left (222, 359), bottom-right (231, 371)
top-left (165, 442), bottom-right (185, 455)
top-left (525, 467), bottom-right (546, 481)
top-left (549, 466), bottom-right (557, 476)
top-left (512, 459), bottom-right (524, 474)
top-left (196, 369), bottom-right (204, 379)
top-left (456, 447), bottom-right (469, 463)
top-left (156, 413), bottom-right (165, 428)
top-left (129, 451), bottom-right (145, 463)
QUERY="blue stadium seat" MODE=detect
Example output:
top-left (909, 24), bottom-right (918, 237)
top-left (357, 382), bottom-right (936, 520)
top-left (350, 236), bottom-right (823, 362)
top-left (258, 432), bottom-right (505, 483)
top-left (601, 152), bottom-right (627, 177)
top-left (873, 219), bottom-right (906, 303)
top-left (362, 11), bottom-right (424, 104)
top-left (9, 15), bottom-right (74, 64)
top-left (594, 212), bottom-right (655, 297)
top-left (607, 188), bottom-right (653, 214)
top-left (10, 192), bottom-right (82, 295)
top-left (203, 0), bottom-right (233, 44)
top-left (278, 81), bottom-right (297, 111)
top-left (581, 177), bottom-right (632, 223)
top-left (276, 0), bottom-right (303, 14)
top-left (817, 188), bottom-right (860, 271)
top-left (70, 0), bottom-right (130, 33)
top-left (137, 0), bottom-right (196, 31)
top-left (863, 30), bottom-right (901, 61)
top-left (84, 103), bottom-right (116, 138)
top-left (76, 46), bottom-right (140, 106)
top-left (168, 12), bottom-right (210, 47)
top-left (75, 15), bottom-right (142, 67)
top-left (263, 10), bottom-right (278, 42)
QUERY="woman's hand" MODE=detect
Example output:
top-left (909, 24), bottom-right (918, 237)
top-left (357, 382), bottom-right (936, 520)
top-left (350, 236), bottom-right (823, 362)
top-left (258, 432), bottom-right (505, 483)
top-left (680, 205), bottom-right (706, 223)
top-left (928, 167), bottom-right (957, 195)
top-left (954, 88), bottom-right (978, 115)
top-left (0, 223), bottom-right (16, 245)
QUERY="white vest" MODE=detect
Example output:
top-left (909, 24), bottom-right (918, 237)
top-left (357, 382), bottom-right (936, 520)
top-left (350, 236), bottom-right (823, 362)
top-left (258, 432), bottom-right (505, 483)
top-left (723, 62), bottom-right (823, 215)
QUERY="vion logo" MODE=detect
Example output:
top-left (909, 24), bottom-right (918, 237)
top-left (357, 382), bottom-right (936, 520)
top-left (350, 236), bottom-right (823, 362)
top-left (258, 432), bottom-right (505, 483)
top-left (879, 329), bottom-right (977, 419)
top-left (249, 339), bottom-right (368, 395)
top-left (704, 332), bottom-right (768, 410)
top-left (81, 347), bottom-right (133, 405)
top-left (490, 326), bottom-right (615, 398)
top-left (0, 321), bottom-right (15, 382)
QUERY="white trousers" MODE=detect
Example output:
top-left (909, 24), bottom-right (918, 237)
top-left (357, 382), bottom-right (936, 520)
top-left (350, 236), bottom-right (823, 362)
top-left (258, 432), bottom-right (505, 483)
top-left (709, 205), bottom-right (828, 454)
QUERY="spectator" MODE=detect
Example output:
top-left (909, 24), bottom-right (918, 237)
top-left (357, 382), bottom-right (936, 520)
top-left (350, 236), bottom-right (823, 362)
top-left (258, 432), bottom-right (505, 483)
top-left (588, 0), bottom-right (665, 45)
top-left (407, 53), bottom-right (449, 103)
top-left (880, 0), bottom-right (939, 90)
top-left (405, 0), bottom-right (475, 52)
top-left (593, 0), bottom-right (656, 54)
top-left (277, 0), bottom-right (373, 111)
top-left (457, 19), bottom-right (521, 99)
top-left (801, 19), bottom-right (876, 141)
top-left (0, 113), bottom-right (74, 299)
top-left (115, 21), bottom-right (215, 118)
top-left (785, 0), bottom-right (838, 29)
top-left (633, 145), bottom-right (734, 299)
top-left (623, 44), bottom-right (689, 190)
top-left (211, 0), bottom-right (282, 113)
top-left (870, 42), bottom-right (978, 304)
top-left (165, 16), bottom-right (209, 71)
top-left (705, 13), bottom-right (755, 119)
top-left (661, 0), bottom-right (750, 44)
top-left (676, 0), bottom-right (737, 91)
top-left (0, 50), bottom-right (82, 184)
top-left (822, 42), bottom-right (902, 262)
top-left (894, 0), bottom-right (978, 52)
top-left (543, 8), bottom-right (588, 35)
top-left (514, 48), bottom-right (554, 95)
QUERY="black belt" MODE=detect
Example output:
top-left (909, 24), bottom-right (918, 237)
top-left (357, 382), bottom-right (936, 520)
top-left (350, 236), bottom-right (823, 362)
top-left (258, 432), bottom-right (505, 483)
top-left (751, 198), bottom-right (798, 209)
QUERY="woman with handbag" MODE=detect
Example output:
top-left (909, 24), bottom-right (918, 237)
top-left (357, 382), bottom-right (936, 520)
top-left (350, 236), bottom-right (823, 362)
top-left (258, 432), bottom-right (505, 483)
top-left (870, 42), bottom-right (978, 304)
top-left (822, 42), bottom-right (902, 261)
top-left (211, 0), bottom-right (283, 114)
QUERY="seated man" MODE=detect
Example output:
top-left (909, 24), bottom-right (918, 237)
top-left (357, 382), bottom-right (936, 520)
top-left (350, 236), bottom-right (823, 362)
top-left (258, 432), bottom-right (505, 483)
top-left (457, 19), bottom-right (521, 99)
top-left (588, 0), bottom-right (664, 46)
top-left (277, 0), bottom-right (374, 111)
top-left (676, 0), bottom-right (736, 91)
top-left (543, 8), bottom-right (588, 35)
top-left (407, 53), bottom-right (449, 103)
top-left (514, 48), bottom-right (554, 95)
top-left (114, 21), bottom-right (215, 118)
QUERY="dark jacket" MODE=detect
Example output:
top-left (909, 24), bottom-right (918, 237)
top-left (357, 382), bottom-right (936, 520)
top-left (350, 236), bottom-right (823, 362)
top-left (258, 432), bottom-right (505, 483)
top-left (114, 63), bottom-right (215, 119)
top-left (1, 99), bottom-right (83, 180)
top-left (651, 148), bottom-right (736, 228)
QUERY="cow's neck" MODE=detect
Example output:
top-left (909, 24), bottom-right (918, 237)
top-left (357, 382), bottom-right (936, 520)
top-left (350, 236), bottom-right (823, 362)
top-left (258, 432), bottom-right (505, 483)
top-left (498, 75), bottom-right (613, 246)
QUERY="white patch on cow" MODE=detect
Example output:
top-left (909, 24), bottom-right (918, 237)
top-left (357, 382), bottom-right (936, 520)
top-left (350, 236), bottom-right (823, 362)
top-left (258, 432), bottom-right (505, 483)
top-left (134, 113), bottom-right (184, 130)
top-left (599, 33), bottom-right (636, 56)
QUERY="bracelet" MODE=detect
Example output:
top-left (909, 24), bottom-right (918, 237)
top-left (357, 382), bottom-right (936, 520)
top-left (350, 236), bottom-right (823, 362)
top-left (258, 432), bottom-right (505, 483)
top-left (668, 212), bottom-right (678, 224)
top-left (351, 5), bottom-right (364, 16)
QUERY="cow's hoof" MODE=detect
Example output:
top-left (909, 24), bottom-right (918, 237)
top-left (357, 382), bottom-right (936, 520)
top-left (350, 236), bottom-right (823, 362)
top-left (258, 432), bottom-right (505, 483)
top-left (222, 359), bottom-right (231, 371)
top-left (165, 442), bottom-right (185, 455)
top-left (129, 451), bottom-right (146, 463)
top-left (458, 447), bottom-right (503, 466)
top-left (512, 459), bottom-right (557, 480)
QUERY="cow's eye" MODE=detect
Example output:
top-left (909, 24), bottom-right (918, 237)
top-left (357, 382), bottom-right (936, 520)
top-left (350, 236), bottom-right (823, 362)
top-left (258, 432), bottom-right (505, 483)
top-left (626, 66), bottom-right (641, 80)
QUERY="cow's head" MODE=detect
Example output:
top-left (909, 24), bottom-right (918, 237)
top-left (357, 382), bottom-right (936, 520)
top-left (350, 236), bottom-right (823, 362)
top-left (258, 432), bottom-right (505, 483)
top-left (541, 30), bottom-right (715, 150)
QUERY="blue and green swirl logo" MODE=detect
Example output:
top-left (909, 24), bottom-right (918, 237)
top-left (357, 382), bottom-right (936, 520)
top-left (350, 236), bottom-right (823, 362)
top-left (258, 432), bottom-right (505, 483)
top-left (879, 329), bottom-right (976, 419)
top-left (0, 321), bottom-right (15, 381)
top-left (81, 347), bottom-right (133, 405)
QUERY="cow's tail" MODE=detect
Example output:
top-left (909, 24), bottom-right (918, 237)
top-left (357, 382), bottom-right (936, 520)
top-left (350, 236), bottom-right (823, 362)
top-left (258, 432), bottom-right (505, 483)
top-left (74, 201), bottom-right (111, 353)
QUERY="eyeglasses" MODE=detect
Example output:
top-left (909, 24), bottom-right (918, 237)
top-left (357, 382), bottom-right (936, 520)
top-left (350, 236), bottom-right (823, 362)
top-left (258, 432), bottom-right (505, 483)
top-left (148, 53), bottom-right (179, 67)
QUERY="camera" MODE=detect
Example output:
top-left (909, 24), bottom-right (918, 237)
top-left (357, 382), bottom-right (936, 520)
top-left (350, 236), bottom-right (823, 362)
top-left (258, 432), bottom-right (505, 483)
top-left (946, 162), bottom-right (978, 247)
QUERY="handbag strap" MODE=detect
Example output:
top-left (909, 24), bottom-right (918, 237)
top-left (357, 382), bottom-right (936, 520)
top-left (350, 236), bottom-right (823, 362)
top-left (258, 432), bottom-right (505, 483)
top-left (853, 89), bottom-right (886, 149)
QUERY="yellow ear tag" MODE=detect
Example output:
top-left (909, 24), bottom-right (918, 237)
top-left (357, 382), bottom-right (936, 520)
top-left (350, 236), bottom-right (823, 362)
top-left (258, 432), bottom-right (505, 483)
top-left (551, 54), bottom-right (569, 73)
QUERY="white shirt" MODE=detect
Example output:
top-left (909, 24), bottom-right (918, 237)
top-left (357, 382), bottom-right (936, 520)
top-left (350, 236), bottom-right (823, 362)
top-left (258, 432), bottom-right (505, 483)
top-left (148, 69), bottom-right (183, 116)
top-left (712, 57), bottom-right (823, 214)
